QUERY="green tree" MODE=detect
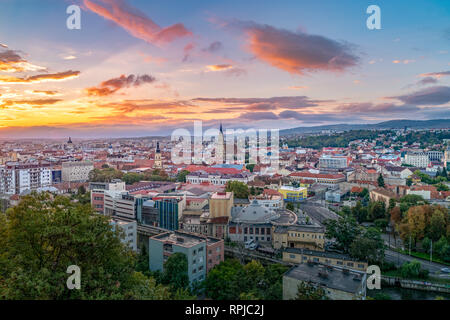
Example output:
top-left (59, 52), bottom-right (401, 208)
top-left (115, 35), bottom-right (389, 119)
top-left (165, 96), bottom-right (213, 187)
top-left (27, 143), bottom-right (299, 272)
top-left (161, 252), bottom-right (189, 291)
top-left (324, 215), bottom-right (361, 253)
top-left (400, 260), bottom-right (429, 279)
top-left (351, 201), bottom-right (367, 223)
top-left (246, 164), bottom-right (255, 173)
top-left (176, 170), bottom-right (190, 183)
top-left (0, 192), bottom-right (175, 300)
top-left (225, 181), bottom-right (249, 199)
top-left (377, 174), bottom-right (385, 188)
top-left (436, 183), bottom-right (449, 192)
top-left (286, 202), bottom-right (294, 211)
top-left (122, 172), bottom-right (143, 185)
top-left (135, 245), bottom-right (150, 276)
top-left (294, 282), bottom-right (327, 300)
top-left (368, 201), bottom-right (386, 221)
top-left (349, 227), bottom-right (384, 264)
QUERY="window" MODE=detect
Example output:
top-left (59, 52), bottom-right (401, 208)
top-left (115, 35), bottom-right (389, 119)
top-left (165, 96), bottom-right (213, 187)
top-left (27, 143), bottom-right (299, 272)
top-left (347, 262), bottom-right (354, 267)
top-left (261, 228), bottom-right (265, 235)
top-left (358, 264), bottom-right (365, 269)
top-left (255, 228), bottom-right (259, 235)
top-left (337, 261), bottom-right (343, 265)
top-left (290, 254), bottom-right (296, 259)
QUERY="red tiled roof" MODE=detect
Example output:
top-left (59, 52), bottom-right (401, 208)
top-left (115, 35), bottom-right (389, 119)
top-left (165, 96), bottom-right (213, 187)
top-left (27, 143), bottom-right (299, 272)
top-left (289, 172), bottom-right (345, 179)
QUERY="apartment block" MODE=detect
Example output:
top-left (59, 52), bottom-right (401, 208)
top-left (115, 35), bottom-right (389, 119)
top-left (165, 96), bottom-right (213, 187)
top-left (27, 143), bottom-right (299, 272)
top-left (149, 231), bottom-right (224, 284)
top-left (62, 161), bottom-right (94, 182)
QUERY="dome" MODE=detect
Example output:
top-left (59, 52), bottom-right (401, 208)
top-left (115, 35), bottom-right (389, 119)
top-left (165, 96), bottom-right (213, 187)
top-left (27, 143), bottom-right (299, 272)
top-left (233, 199), bottom-right (280, 224)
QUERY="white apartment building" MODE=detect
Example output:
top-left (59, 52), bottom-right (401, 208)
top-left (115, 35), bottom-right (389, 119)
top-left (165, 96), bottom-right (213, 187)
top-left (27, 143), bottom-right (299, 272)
top-left (186, 172), bottom-right (254, 185)
top-left (427, 151), bottom-right (443, 162)
top-left (110, 219), bottom-right (138, 252)
top-left (404, 152), bottom-right (430, 168)
top-left (0, 162), bottom-right (51, 194)
top-left (62, 161), bottom-right (94, 182)
top-left (319, 155), bottom-right (348, 169)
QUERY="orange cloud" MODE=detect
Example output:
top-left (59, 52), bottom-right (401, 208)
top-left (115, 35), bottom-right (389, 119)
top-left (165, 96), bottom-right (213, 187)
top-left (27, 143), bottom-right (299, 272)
top-left (84, 0), bottom-right (191, 44)
top-left (234, 21), bottom-right (358, 75)
top-left (0, 98), bottom-right (62, 109)
top-left (0, 49), bottom-right (46, 72)
top-left (85, 74), bottom-right (156, 96)
top-left (0, 70), bottom-right (80, 84)
top-left (206, 64), bottom-right (233, 71)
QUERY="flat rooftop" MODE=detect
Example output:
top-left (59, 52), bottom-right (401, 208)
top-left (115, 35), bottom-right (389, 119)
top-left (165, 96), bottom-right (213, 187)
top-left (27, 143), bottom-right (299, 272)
top-left (211, 192), bottom-right (233, 199)
top-left (284, 263), bottom-right (365, 294)
top-left (152, 230), bottom-right (222, 246)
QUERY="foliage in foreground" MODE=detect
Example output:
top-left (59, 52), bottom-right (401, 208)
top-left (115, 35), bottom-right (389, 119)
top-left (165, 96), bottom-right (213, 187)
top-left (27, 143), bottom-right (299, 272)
top-left (0, 192), bottom-right (189, 300)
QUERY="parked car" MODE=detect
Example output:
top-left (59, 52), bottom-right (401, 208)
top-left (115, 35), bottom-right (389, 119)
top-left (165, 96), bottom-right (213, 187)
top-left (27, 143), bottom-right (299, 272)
top-left (244, 239), bottom-right (255, 249)
top-left (244, 239), bottom-right (259, 250)
top-left (441, 267), bottom-right (450, 274)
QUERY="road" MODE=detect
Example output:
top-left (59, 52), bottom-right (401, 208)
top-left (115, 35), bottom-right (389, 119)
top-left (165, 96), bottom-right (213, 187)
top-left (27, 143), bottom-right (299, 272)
top-left (384, 249), bottom-right (449, 278)
top-left (300, 203), bottom-right (340, 225)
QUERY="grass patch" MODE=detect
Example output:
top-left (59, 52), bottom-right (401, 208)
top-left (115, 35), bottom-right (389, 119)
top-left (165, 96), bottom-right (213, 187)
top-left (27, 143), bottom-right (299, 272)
top-left (383, 270), bottom-right (450, 285)
top-left (393, 248), bottom-right (450, 266)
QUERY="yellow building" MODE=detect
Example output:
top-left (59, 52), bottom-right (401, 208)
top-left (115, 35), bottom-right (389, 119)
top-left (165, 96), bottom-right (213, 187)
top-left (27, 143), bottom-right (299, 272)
top-left (282, 247), bottom-right (368, 272)
top-left (209, 191), bottom-right (234, 218)
top-left (273, 225), bottom-right (325, 251)
top-left (277, 185), bottom-right (307, 202)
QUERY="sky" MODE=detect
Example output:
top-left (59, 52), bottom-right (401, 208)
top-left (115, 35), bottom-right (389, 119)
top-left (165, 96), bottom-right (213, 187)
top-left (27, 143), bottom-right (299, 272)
top-left (0, 0), bottom-right (449, 138)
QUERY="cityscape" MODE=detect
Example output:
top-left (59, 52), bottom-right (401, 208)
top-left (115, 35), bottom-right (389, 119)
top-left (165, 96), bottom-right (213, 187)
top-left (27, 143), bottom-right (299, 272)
top-left (0, 0), bottom-right (450, 306)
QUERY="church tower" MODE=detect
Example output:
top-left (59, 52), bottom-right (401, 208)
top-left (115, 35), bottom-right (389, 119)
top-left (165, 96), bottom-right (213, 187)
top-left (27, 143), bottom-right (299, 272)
top-left (216, 123), bottom-right (226, 164)
top-left (154, 142), bottom-right (163, 169)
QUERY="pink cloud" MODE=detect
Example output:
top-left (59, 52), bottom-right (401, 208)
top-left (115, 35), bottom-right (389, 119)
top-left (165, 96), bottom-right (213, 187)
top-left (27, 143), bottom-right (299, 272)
top-left (232, 21), bottom-right (359, 75)
top-left (83, 0), bottom-right (192, 44)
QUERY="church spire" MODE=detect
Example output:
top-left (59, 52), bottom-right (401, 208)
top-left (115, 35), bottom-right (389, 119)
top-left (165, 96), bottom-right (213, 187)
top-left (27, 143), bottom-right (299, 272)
top-left (219, 122), bottom-right (223, 134)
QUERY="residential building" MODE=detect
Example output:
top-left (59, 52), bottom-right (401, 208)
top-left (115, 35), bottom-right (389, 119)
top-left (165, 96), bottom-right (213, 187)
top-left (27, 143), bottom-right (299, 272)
top-left (0, 162), bottom-right (52, 194)
top-left (149, 231), bottom-right (224, 284)
top-left (62, 161), bottom-right (94, 182)
top-left (282, 263), bottom-right (367, 300)
top-left (404, 152), bottom-right (429, 168)
top-left (319, 155), bottom-right (349, 170)
top-left (110, 218), bottom-right (137, 252)
top-left (369, 188), bottom-right (398, 209)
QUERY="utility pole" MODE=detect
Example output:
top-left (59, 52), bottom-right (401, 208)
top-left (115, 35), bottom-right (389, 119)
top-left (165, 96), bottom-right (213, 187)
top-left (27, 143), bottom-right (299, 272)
top-left (409, 235), bottom-right (412, 256)
top-left (430, 239), bottom-right (433, 262)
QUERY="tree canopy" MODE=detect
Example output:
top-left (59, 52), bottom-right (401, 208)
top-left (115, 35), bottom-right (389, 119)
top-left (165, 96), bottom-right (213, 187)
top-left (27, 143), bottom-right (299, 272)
top-left (0, 192), bottom-right (184, 300)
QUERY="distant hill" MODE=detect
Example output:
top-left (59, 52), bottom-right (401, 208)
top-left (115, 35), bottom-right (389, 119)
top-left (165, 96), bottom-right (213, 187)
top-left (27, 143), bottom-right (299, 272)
top-left (280, 119), bottom-right (450, 135)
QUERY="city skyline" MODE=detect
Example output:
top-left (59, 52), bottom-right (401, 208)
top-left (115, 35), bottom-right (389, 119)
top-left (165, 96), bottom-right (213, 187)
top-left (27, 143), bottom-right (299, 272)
top-left (0, 0), bottom-right (449, 138)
